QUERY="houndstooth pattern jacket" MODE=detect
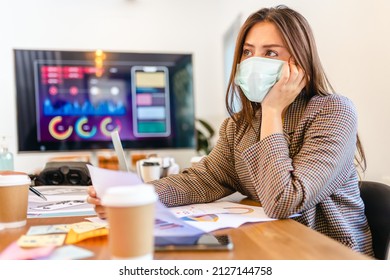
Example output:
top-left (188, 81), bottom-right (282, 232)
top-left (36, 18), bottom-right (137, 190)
top-left (153, 93), bottom-right (374, 256)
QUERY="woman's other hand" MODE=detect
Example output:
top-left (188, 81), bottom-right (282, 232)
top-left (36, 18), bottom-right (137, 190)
top-left (86, 185), bottom-right (107, 219)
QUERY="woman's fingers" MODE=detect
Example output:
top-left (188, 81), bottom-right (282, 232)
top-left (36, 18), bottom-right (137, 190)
top-left (87, 196), bottom-right (107, 219)
top-left (88, 185), bottom-right (97, 198)
top-left (86, 185), bottom-right (103, 209)
top-left (86, 195), bottom-right (101, 205)
top-left (288, 63), bottom-right (299, 82)
top-left (276, 62), bottom-right (302, 87)
top-left (94, 205), bottom-right (107, 219)
top-left (87, 185), bottom-right (102, 205)
top-left (297, 70), bottom-right (307, 92)
top-left (282, 63), bottom-right (306, 93)
top-left (285, 63), bottom-right (305, 85)
top-left (86, 186), bottom-right (106, 218)
top-left (278, 61), bottom-right (290, 85)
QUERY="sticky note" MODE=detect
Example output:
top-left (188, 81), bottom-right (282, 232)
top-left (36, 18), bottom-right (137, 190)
top-left (65, 228), bottom-right (108, 244)
top-left (17, 234), bottom-right (66, 248)
top-left (26, 224), bottom-right (68, 235)
top-left (44, 245), bottom-right (94, 260)
top-left (0, 241), bottom-right (55, 260)
top-left (55, 221), bottom-right (105, 234)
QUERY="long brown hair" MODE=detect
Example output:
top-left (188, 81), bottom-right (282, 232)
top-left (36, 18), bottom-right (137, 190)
top-left (225, 5), bottom-right (366, 172)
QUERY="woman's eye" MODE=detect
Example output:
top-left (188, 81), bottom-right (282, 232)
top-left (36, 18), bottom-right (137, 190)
top-left (265, 50), bottom-right (278, 57)
top-left (243, 49), bottom-right (252, 57)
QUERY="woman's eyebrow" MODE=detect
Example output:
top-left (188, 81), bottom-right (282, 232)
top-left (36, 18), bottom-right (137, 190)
top-left (262, 44), bottom-right (285, 48)
top-left (243, 42), bottom-right (285, 49)
top-left (243, 42), bottom-right (255, 48)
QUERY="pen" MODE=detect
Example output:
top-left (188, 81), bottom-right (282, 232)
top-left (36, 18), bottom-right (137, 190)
top-left (29, 186), bottom-right (47, 201)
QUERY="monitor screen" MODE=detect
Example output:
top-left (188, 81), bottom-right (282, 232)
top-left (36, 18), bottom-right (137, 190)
top-left (14, 49), bottom-right (195, 152)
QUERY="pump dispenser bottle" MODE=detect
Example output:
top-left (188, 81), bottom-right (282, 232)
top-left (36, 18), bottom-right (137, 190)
top-left (0, 136), bottom-right (14, 171)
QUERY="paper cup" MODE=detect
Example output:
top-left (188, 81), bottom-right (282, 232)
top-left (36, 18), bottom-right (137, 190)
top-left (0, 174), bottom-right (31, 228)
top-left (102, 184), bottom-right (158, 260)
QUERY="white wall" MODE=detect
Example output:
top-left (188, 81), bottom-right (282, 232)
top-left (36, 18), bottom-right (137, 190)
top-left (1, 0), bottom-right (390, 184)
top-left (218, 0), bottom-right (390, 184)
top-left (0, 0), bottom-right (225, 172)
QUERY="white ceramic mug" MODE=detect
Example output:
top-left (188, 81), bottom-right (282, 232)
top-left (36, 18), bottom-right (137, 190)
top-left (136, 157), bottom-right (180, 182)
top-left (138, 161), bottom-right (161, 183)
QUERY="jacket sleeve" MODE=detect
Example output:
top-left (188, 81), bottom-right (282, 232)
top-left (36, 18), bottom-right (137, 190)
top-left (152, 118), bottom-right (240, 207)
top-left (242, 95), bottom-right (358, 218)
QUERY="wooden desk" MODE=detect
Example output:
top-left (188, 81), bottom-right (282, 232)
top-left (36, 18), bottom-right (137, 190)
top-left (0, 214), bottom-right (371, 260)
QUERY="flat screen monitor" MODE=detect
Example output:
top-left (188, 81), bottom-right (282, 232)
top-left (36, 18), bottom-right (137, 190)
top-left (14, 49), bottom-right (195, 152)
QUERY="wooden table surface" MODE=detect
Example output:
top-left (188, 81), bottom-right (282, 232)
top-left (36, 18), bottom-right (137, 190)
top-left (0, 213), bottom-right (372, 260)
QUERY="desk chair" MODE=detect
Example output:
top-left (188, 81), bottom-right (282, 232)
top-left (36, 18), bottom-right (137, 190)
top-left (359, 181), bottom-right (390, 260)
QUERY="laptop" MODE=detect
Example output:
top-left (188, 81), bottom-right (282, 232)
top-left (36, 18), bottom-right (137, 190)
top-left (110, 130), bottom-right (130, 172)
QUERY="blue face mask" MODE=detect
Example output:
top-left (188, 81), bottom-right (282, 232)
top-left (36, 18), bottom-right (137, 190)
top-left (234, 57), bottom-right (284, 103)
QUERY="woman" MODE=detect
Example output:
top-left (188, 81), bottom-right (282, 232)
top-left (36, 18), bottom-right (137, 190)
top-left (88, 5), bottom-right (373, 256)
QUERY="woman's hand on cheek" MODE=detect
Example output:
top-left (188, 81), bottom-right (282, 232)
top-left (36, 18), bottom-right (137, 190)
top-left (262, 62), bottom-right (306, 114)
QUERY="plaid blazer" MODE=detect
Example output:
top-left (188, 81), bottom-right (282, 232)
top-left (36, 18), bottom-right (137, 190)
top-left (153, 93), bottom-right (374, 256)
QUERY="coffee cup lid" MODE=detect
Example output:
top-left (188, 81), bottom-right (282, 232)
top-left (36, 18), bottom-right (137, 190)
top-left (101, 184), bottom-right (158, 207)
top-left (142, 161), bottom-right (159, 166)
top-left (0, 174), bottom-right (31, 186)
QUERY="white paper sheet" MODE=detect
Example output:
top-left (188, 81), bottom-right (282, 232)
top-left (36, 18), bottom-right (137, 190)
top-left (28, 186), bottom-right (95, 217)
top-left (86, 164), bottom-right (143, 197)
top-left (169, 201), bottom-right (278, 232)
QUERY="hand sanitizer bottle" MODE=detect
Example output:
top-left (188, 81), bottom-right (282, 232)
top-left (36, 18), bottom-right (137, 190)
top-left (0, 136), bottom-right (14, 171)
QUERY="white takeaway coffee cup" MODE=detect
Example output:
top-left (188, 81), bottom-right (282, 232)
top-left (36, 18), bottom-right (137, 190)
top-left (102, 184), bottom-right (158, 260)
top-left (0, 173), bottom-right (31, 228)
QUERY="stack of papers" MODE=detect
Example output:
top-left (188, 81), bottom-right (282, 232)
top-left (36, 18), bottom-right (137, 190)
top-left (28, 186), bottom-right (95, 218)
top-left (169, 201), bottom-right (280, 232)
